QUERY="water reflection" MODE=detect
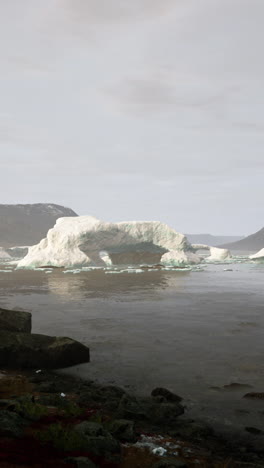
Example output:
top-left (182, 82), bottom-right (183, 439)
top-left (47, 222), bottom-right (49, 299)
top-left (46, 269), bottom-right (188, 301)
top-left (0, 267), bottom-right (189, 302)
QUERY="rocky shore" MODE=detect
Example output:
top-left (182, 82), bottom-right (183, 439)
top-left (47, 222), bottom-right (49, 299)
top-left (0, 307), bottom-right (90, 369)
top-left (1, 309), bottom-right (264, 467)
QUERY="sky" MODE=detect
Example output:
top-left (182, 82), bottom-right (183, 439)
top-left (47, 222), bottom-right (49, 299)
top-left (0, 0), bottom-right (263, 235)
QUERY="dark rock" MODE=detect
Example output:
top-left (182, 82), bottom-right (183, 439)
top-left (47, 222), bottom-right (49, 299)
top-left (0, 308), bottom-right (31, 333)
top-left (243, 392), bottom-right (264, 400)
top-left (0, 399), bottom-right (17, 410)
top-left (151, 388), bottom-right (183, 403)
top-left (78, 389), bottom-right (99, 407)
top-left (152, 459), bottom-right (187, 468)
top-left (0, 410), bottom-right (28, 437)
top-left (12, 395), bottom-right (48, 421)
top-left (108, 419), bottom-right (136, 442)
top-left (74, 421), bottom-right (120, 456)
top-left (95, 385), bottom-right (128, 411)
top-left (148, 401), bottom-right (184, 425)
top-left (38, 381), bottom-right (59, 393)
top-left (28, 372), bottom-right (48, 384)
top-left (99, 385), bottom-right (127, 400)
top-left (245, 427), bottom-right (263, 435)
top-left (65, 457), bottom-right (97, 468)
top-left (0, 331), bottom-right (90, 369)
top-left (223, 382), bottom-right (253, 391)
top-left (117, 394), bottom-right (148, 420)
top-left (169, 421), bottom-right (214, 440)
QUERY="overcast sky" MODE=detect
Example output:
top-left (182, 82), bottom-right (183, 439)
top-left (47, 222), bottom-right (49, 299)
top-left (0, 0), bottom-right (263, 235)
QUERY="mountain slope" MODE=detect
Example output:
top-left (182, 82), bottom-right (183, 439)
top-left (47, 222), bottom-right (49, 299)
top-left (0, 204), bottom-right (78, 248)
top-left (185, 234), bottom-right (244, 247)
top-left (220, 228), bottom-right (264, 252)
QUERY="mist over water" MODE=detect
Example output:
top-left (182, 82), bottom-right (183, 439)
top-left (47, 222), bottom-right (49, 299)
top-left (1, 261), bottom-right (264, 433)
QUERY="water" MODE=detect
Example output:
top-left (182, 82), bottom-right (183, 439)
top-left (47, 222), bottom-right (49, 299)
top-left (0, 261), bottom-right (264, 433)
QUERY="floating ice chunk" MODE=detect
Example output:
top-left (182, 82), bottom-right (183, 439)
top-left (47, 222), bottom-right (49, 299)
top-left (32, 267), bottom-right (53, 271)
top-left (126, 268), bottom-right (144, 274)
top-left (63, 269), bottom-right (82, 274)
top-left (192, 244), bottom-right (231, 262)
top-left (105, 270), bottom-right (122, 274)
top-left (152, 447), bottom-right (167, 456)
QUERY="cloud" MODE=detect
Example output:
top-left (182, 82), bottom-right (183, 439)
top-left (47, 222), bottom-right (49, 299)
top-left (0, 0), bottom-right (264, 235)
top-left (60, 0), bottom-right (177, 25)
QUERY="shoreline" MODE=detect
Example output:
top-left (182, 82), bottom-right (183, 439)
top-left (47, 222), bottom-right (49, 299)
top-left (1, 367), bottom-right (264, 467)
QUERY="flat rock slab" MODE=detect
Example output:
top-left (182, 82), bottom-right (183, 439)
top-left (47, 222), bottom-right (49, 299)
top-left (0, 331), bottom-right (90, 369)
top-left (0, 308), bottom-right (32, 333)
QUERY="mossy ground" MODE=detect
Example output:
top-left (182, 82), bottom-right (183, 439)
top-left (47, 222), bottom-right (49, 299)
top-left (0, 370), bottom-right (263, 468)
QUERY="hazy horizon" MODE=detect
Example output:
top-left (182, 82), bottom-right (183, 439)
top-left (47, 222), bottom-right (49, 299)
top-left (0, 0), bottom-right (263, 236)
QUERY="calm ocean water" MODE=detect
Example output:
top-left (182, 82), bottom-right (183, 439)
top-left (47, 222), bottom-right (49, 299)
top-left (1, 261), bottom-right (264, 433)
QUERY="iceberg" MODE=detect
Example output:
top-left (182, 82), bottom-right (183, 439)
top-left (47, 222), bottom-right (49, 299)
top-left (191, 244), bottom-right (231, 262)
top-left (249, 248), bottom-right (264, 262)
top-left (6, 246), bottom-right (29, 259)
top-left (17, 216), bottom-right (231, 269)
top-left (0, 248), bottom-right (11, 260)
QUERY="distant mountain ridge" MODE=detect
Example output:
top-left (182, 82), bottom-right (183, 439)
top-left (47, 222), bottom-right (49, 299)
top-left (185, 233), bottom-right (244, 247)
top-left (220, 227), bottom-right (264, 252)
top-left (0, 203), bottom-right (78, 248)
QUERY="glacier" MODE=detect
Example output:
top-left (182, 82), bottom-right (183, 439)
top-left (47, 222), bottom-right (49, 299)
top-left (17, 216), bottom-right (231, 269)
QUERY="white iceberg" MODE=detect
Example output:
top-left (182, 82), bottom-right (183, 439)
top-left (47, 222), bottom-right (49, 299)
top-left (249, 248), bottom-right (264, 262)
top-left (191, 244), bottom-right (231, 262)
top-left (17, 216), bottom-right (231, 269)
top-left (0, 248), bottom-right (11, 260)
top-left (6, 246), bottom-right (29, 259)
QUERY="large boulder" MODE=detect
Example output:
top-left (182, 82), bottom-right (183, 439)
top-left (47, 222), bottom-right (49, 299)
top-left (0, 332), bottom-right (90, 369)
top-left (0, 410), bottom-right (28, 438)
top-left (0, 308), bottom-right (32, 333)
top-left (74, 421), bottom-right (120, 456)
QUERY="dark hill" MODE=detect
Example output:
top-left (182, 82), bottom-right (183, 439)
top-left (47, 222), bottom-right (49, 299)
top-left (220, 227), bottom-right (264, 252)
top-left (0, 203), bottom-right (78, 248)
top-left (185, 233), bottom-right (244, 246)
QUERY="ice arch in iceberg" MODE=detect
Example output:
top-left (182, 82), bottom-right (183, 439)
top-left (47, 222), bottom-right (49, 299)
top-left (17, 216), bottom-right (204, 268)
top-left (17, 217), bottom-right (231, 269)
top-left (191, 244), bottom-right (231, 261)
